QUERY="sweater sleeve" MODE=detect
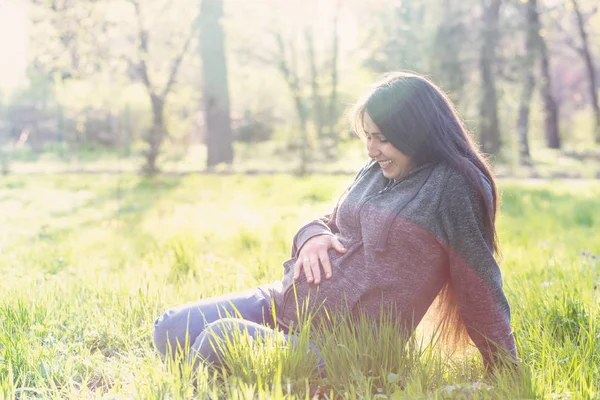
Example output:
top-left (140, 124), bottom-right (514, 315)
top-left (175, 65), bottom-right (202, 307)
top-left (290, 214), bottom-right (337, 258)
top-left (291, 159), bottom-right (375, 258)
top-left (438, 171), bottom-right (517, 369)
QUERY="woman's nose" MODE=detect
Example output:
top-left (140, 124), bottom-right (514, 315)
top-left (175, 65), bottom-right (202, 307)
top-left (367, 140), bottom-right (380, 158)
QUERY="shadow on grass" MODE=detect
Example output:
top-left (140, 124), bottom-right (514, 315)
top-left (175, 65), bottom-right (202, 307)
top-left (35, 176), bottom-right (183, 241)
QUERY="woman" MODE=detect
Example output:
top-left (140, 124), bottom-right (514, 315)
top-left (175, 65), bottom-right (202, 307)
top-left (153, 72), bottom-right (517, 371)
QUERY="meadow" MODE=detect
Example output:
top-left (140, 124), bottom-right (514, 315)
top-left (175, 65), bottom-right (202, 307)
top-left (0, 173), bottom-right (599, 399)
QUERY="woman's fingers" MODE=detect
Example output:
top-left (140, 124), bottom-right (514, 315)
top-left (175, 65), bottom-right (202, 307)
top-left (318, 250), bottom-right (332, 280)
top-left (294, 235), bottom-right (345, 284)
top-left (303, 257), bottom-right (315, 283)
top-left (294, 252), bottom-right (329, 284)
top-left (293, 258), bottom-right (302, 280)
top-left (331, 237), bottom-right (347, 254)
top-left (309, 255), bottom-right (322, 284)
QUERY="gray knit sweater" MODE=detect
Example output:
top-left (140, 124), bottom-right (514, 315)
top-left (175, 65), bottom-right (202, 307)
top-left (269, 160), bottom-right (516, 366)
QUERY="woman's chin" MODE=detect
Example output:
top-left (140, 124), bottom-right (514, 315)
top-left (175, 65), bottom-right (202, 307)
top-left (381, 168), bottom-right (396, 179)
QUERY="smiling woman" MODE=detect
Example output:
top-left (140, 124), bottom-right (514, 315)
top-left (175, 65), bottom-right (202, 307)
top-left (153, 71), bottom-right (518, 374)
top-left (363, 113), bottom-right (414, 181)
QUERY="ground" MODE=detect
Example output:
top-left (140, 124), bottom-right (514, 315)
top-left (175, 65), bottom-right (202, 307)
top-left (1, 174), bottom-right (599, 399)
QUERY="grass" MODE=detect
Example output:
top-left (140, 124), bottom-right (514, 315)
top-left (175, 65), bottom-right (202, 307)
top-left (0, 173), bottom-right (598, 399)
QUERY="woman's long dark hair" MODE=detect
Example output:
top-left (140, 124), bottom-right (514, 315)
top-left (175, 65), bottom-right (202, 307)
top-left (352, 72), bottom-right (500, 348)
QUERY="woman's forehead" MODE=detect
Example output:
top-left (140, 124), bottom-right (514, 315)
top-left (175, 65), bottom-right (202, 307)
top-left (363, 112), bottom-right (381, 133)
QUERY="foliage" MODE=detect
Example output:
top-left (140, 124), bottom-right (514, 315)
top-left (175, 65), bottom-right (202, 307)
top-left (2, 0), bottom-right (599, 171)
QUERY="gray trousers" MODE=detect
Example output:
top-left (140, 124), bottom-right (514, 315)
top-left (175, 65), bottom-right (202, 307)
top-left (153, 284), bottom-right (323, 371)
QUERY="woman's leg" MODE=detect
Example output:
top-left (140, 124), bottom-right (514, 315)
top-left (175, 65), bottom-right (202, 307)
top-left (190, 318), bottom-right (278, 366)
top-left (153, 285), bottom-right (274, 359)
top-left (191, 318), bottom-right (325, 374)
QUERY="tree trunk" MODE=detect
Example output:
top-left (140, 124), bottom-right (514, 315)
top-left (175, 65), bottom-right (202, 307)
top-left (538, 31), bottom-right (561, 148)
top-left (145, 93), bottom-right (166, 173)
top-left (571, 0), bottom-right (600, 143)
top-left (479, 0), bottom-right (502, 156)
top-left (131, 0), bottom-right (194, 173)
top-left (274, 33), bottom-right (310, 175)
top-left (433, 0), bottom-right (466, 104)
top-left (305, 30), bottom-right (324, 141)
top-left (516, 79), bottom-right (535, 166)
top-left (200, 0), bottom-right (234, 168)
top-left (326, 3), bottom-right (340, 154)
top-left (516, 0), bottom-right (539, 166)
top-left (297, 110), bottom-right (309, 176)
top-left (0, 134), bottom-right (8, 175)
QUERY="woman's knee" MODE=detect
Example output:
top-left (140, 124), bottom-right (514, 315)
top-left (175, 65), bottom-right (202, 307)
top-left (153, 306), bottom-right (206, 359)
top-left (190, 318), bottom-right (239, 365)
top-left (191, 318), bottom-right (271, 366)
top-left (195, 318), bottom-right (251, 347)
top-left (153, 308), bottom-right (177, 358)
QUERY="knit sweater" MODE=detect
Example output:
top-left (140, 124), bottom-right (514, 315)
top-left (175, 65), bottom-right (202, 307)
top-left (268, 160), bottom-right (517, 366)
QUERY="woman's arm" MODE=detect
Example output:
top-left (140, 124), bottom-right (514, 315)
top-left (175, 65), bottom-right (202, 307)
top-left (291, 159), bottom-right (375, 258)
top-left (291, 159), bottom-right (375, 284)
top-left (291, 213), bottom-right (338, 258)
top-left (438, 170), bottom-right (517, 370)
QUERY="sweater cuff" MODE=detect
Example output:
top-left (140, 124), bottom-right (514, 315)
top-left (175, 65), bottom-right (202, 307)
top-left (292, 222), bottom-right (334, 257)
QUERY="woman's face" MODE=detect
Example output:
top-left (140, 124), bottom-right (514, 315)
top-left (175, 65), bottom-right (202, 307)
top-left (363, 112), bottom-right (413, 180)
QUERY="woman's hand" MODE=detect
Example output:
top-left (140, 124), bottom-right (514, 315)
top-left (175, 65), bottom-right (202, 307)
top-left (294, 234), bottom-right (347, 285)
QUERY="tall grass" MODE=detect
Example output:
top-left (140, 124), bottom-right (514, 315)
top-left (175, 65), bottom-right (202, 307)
top-left (0, 174), bottom-right (598, 398)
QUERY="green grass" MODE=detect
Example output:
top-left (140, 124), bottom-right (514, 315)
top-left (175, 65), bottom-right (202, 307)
top-left (0, 174), bottom-right (599, 399)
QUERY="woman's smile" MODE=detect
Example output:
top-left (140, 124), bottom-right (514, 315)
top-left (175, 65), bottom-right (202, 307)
top-left (363, 113), bottom-right (413, 180)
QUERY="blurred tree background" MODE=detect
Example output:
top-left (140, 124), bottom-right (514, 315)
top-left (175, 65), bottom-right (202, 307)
top-left (0, 0), bottom-right (598, 176)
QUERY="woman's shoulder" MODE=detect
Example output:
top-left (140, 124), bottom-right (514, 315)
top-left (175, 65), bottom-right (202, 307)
top-left (423, 163), bottom-right (459, 195)
top-left (430, 162), bottom-right (464, 185)
top-left (434, 162), bottom-right (491, 190)
top-left (431, 163), bottom-right (494, 209)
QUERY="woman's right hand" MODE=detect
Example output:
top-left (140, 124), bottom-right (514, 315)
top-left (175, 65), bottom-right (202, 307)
top-left (293, 234), bottom-right (347, 285)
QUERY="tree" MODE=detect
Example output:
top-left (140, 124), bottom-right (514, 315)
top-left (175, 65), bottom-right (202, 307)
top-left (306, 29), bottom-right (324, 143)
top-left (431, 0), bottom-right (467, 104)
top-left (236, 1), bottom-right (342, 174)
top-left (0, 95), bottom-right (8, 175)
top-left (537, 11), bottom-right (561, 149)
top-left (128, 0), bottom-right (195, 173)
top-left (324, 2), bottom-right (341, 153)
top-left (516, 0), bottom-right (539, 166)
top-left (304, 5), bottom-right (342, 159)
top-left (26, 0), bottom-right (113, 153)
top-left (199, 0), bottom-right (234, 168)
top-left (363, 1), bottom-right (429, 73)
top-left (27, 0), bottom-right (198, 169)
top-left (570, 0), bottom-right (600, 144)
top-left (479, 0), bottom-right (502, 156)
top-left (273, 22), bottom-right (342, 174)
top-left (273, 32), bottom-right (310, 174)
top-left (29, 0), bottom-right (111, 80)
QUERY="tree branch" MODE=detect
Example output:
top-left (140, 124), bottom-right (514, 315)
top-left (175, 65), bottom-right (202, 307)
top-left (160, 18), bottom-right (196, 99)
top-left (547, 4), bottom-right (585, 56)
top-left (128, 0), bottom-right (154, 95)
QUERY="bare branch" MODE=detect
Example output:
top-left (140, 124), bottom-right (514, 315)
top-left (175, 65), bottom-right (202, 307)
top-left (160, 19), bottom-right (196, 99)
top-left (234, 47), bottom-right (277, 65)
top-left (128, 0), bottom-right (154, 94)
top-left (550, 14), bottom-right (585, 55)
top-left (571, 0), bottom-right (600, 142)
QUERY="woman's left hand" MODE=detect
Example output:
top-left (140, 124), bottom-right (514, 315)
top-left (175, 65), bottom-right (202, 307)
top-left (293, 234), bottom-right (346, 285)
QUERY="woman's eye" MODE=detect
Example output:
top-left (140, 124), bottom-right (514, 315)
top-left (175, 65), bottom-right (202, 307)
top-left (380, 138), bottom-right (389, 143)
